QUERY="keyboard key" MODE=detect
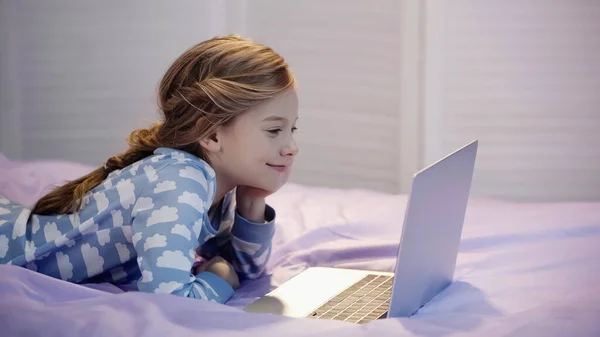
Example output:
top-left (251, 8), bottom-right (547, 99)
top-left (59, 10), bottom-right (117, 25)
top-left (306, 274), bottom-right (395, 324)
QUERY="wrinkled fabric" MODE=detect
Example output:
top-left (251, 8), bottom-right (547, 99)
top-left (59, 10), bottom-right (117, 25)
top-left (1, 154), bottom-right (600, 336)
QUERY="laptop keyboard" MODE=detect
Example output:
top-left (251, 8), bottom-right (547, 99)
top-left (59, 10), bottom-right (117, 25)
top-left (306, 274), bottom-right (394, 324)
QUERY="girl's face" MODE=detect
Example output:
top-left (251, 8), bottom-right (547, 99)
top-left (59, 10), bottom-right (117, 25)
top-left (207, 88), bottom-right (299, 194)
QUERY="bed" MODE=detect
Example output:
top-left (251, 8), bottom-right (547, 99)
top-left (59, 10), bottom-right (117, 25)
top-left (1, 153), bottom-right (599, 337)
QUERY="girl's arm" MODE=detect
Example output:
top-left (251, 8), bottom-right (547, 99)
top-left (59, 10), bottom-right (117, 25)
top-left (131, 162), bottom-right (235, 303)
top-left (227, 202), bottom-right (275, 280)
top-left (209, 188), bottom-right (275, 281)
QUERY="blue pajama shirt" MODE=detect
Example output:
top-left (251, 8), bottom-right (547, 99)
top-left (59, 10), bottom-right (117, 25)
top-left (0, 147), bottom-right (275, 303)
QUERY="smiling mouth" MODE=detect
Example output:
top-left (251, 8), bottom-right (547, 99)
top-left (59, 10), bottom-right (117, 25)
top-left (266, 164), bottom-right (287, 172)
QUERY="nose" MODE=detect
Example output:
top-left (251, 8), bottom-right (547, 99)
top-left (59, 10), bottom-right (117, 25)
top-left (281, 138), bottom-right (299, 157)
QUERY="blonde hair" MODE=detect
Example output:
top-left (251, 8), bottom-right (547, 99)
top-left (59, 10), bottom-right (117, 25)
top-left (33, 35), bottom-right (295, 215)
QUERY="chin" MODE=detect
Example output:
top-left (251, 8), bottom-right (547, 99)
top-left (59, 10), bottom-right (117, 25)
top-left (262, 183), bottom-right (284, 194)
top-left (241, 170), bottom-right (290, 194)
top-left (256, 179), bottom-right (287, 194)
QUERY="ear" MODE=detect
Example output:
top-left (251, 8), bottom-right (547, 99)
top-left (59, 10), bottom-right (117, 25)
top-left (199, 131), bottom-right (221, 153)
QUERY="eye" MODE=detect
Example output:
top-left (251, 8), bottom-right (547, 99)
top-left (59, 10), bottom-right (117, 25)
top-left (292, 127), bottom-right (298, 133)
top-left (267, 129), bottom-right (282, 135)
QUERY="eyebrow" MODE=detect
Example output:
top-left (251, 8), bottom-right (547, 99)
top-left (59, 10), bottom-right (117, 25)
top-left (262, 116), bottom-right (287, 123)
top-left (262, 116), bottom-right (298, 122)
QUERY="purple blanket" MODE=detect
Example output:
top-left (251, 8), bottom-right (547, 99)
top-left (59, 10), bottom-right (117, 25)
top-left (1, 154), bottom-right (600, 336)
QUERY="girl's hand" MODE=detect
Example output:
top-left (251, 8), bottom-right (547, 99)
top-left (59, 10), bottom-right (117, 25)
top-left (235, 185), bottom-right (270, 223)
top-left (195, 256), bottom-right (240, 290)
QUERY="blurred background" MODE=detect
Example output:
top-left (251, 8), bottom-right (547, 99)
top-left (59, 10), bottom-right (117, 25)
top-left (1, 0), bottom-right (599, 202)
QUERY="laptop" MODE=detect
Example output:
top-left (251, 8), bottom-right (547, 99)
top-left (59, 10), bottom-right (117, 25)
top-left (244, 140), bottom-right (478, 324)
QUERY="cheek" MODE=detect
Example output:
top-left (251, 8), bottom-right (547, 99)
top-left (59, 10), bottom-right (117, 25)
top-left (239, 133), bottom-right (268, 157)
top-left (249, 144), bottom-right (276, 164)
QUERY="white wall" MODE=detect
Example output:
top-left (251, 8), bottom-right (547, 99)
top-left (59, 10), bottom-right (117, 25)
top-left (0, 0), bottom-right (223, 163)
top-left (1, 0), bottom-right (599, 202)
top-left (0, 0), bottom-right (23, 159)
top-left (424, 0), bottom-right (600, 201)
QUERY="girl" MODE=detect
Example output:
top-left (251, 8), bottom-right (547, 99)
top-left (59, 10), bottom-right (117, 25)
top-left (0, 35), bottom-right (299, 304)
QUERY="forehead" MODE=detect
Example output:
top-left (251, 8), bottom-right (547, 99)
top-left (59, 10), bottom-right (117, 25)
top-left (244, 88), bottom-right (299, 121)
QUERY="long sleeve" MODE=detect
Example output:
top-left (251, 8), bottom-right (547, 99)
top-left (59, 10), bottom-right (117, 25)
top-left (130, 162), bottom-right (234, 303)
top-left (224, 204), bottom-right (276, 280)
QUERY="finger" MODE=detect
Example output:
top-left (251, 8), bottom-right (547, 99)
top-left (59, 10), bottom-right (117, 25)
top-left (194, 260), bottom-right (210, 273)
